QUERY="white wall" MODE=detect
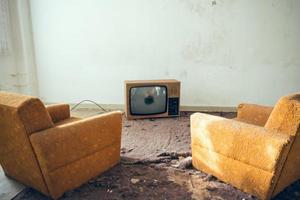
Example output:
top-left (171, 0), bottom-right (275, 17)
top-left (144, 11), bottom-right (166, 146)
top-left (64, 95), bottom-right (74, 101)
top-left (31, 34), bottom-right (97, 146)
top-left (0, 0), bottom-right (20, 92)
top-left (0, 0), bottom-right (38, 95)
top-left (30, 0), bottom-right (300, 107)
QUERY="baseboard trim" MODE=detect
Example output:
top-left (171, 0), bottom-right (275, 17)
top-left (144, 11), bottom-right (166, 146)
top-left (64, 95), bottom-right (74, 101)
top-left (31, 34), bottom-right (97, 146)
top-left (56, 103), bottom-right (237, 112)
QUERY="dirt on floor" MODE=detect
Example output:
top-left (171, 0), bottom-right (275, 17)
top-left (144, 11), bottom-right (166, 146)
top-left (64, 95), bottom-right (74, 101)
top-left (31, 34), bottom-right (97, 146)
top-left (13, 111), bottom-right (300, 200)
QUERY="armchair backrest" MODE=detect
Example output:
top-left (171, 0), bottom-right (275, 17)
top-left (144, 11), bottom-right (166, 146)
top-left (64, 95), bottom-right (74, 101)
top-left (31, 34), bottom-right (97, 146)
top-left (0, 92), bottom-right (54, 136)
top-left (265, 93), bottom-right (300, 136)
top-left (264, 93), bottom-right (300, 197)
top-left (0, 92), bottom-right (52, 194)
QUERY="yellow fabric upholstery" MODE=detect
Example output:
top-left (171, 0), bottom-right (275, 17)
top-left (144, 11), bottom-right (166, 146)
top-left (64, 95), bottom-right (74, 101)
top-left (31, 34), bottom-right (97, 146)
top-left (236, 103), bottom-right (273, 126)
top-left (53, 116), bottom-right (80, 126)
top-left (46, 104), bottom-right (71, 123)
top-left (45, 142), bottom-right (120, 198)
top-left (30, 113), bottom-right (122, 172)
top-left (0, 92), bottom-right (122, 199)
top-left (265, 94), bottom-right (300, 136)
top-left (192, 146), bottom-right (275, 198)
top-left (265, 94), bottom-right (300, 197)
top-left (192, 113), bottom-right (290, 172)
top-left (0, 92), bottom-right (50, 195)
top-left (191, 93), bottom-right (300, 200)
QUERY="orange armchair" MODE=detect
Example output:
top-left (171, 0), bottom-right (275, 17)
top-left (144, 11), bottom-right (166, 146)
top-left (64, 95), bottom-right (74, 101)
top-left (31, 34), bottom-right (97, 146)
top-left (0, 92), bottom-right (122, 199)
top-left (191, 93), bottom-right (300, 200)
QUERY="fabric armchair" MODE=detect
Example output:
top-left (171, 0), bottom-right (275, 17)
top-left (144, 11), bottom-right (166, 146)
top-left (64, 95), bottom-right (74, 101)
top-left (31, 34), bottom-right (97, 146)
top-left (191, 93), bottom-right (300, 200)
top-left (0, 92), bottom-right (122, 199)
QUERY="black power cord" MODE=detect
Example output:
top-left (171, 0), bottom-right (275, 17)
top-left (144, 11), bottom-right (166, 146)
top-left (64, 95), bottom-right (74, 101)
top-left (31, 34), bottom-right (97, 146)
top-left (71, 99), bottom-right (107, 112)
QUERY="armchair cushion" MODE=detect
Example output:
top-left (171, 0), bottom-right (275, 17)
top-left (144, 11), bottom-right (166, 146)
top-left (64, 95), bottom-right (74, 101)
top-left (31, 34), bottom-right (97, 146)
top-left (46, 104), bottom-right (70, 123)
top-left (236, 103), bottom-right (273, 126)
top-left (265, 94), bottom-right (300, 136)
top-left (191, 113), bottom-right (291, 172)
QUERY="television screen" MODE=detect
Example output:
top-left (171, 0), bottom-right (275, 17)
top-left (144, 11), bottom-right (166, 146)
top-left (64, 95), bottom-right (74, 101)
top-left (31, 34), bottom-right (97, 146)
top-left (130, 86), bottom-right (167, 115)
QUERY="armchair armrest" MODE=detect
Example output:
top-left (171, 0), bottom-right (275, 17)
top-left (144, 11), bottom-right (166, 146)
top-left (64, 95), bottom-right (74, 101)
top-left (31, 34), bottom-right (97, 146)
top-left (191, 113), bottom-right (291, 172)
top-left (236, 103), bottom-right (273, 126)
top-left (46, 104), bottom-right (70, 123)
top-left (30, 111), bottom-right (122, 172)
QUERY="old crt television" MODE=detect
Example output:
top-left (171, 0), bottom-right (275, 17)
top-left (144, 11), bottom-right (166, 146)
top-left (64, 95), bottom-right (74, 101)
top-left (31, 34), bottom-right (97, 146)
top-left (125, 79), bottom-right (181, 119)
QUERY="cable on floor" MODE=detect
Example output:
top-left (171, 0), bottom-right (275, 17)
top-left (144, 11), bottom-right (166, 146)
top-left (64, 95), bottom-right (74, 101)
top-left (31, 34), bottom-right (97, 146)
top-left (71, 99), bottom-right (107, 112)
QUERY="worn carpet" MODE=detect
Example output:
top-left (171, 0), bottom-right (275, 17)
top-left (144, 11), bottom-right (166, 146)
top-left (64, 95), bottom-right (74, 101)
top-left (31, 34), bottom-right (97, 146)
top-left (13, 110), bottom-right (300, 200)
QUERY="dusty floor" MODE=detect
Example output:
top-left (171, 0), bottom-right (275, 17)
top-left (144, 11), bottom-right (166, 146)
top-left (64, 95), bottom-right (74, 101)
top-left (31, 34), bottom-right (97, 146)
top-left (12, 110), bottom-right (300, 200)
top-left (0, 166), bottom-right (25, 200)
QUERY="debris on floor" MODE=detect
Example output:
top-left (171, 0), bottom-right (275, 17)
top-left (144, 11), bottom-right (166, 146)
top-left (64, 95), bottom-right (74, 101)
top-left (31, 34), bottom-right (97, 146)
top-left (13, 111), bottom-right (300, 200)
